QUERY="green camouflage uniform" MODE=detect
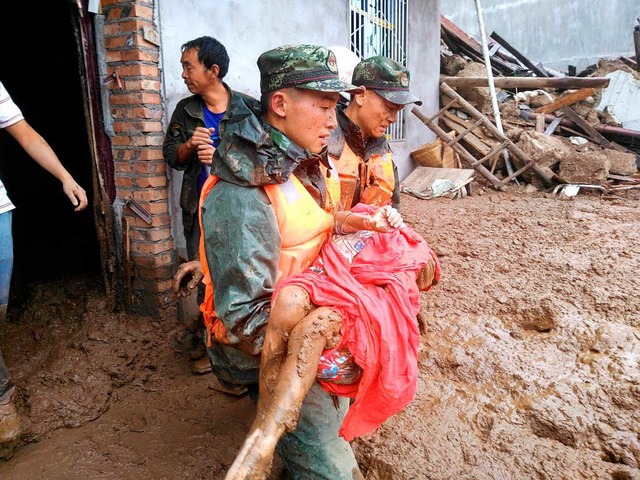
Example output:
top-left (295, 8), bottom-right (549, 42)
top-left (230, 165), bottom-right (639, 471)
top-left (202, 45), bottom-right (364, 479)
top-left (328, 55), bottom-right (423, 210)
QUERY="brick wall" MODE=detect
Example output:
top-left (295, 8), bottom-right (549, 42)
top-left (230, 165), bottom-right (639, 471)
top-left (101, 0), bottom-right (177, 317)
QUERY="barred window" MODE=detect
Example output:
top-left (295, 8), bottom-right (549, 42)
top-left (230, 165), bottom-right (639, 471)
top-left (350, 0), bottom-right (408, 141)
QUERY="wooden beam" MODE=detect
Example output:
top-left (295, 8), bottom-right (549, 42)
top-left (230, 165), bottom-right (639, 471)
top-left (489, 31), bottom-right (548, 77)
top-left (534, 88), bottom-right (595, 114)
top-left (440, 76), bottom-right (610, 89)
top-left (440, 15), bottom-right (519, 75)
top-left (559, 106), bottom-right (616, 148)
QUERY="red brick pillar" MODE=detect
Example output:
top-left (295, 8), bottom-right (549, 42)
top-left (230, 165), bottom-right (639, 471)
top-left (101, 0), bottom-right (177, 317)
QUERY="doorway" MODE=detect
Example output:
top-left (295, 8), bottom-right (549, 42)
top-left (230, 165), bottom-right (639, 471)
top-left (0, 1), bottom-right (102, 314)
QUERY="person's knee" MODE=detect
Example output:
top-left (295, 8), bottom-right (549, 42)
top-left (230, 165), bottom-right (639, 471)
top-left (272, 286), bottom-right (313, 332)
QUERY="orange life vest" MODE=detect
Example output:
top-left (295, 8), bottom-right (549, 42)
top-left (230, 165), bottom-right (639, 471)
top-left (197, 166), bottom-right (339, 347)
top-left (332, 142), bottom-right (395, 209)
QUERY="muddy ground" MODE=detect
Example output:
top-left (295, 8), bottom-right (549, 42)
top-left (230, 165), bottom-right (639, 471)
top-left (0, 185), bottom-right (638, 480)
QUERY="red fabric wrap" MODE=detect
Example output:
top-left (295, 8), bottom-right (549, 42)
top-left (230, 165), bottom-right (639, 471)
top-left (274, 204), bottom-right (439, 441)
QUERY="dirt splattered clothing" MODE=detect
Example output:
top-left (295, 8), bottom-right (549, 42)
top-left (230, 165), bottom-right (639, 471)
top-left (201, 107), bottom-right (362, 479)
top-left (328, 104), bottom-right (400, 210)
top-left (197, 166), bottom-right (338, 348)
top-left (278, 204), bottom-right (439, 440)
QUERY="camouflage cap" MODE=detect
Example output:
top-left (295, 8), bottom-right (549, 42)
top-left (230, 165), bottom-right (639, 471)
top-left (352, 56), bottom-right (422, 106)
top-left (257, 44), bottom-right (363, 94)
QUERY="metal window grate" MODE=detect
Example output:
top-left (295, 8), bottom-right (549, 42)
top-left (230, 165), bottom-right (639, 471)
top-left (350, 0), bottom-right (408, 141)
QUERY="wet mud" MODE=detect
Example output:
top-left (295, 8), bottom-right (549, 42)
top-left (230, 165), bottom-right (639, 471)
top-left (0, 187), bottom-right (639, 479)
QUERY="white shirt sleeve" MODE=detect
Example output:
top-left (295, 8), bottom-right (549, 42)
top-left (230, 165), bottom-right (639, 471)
top-left (0, 81), bottom-right (24, 129)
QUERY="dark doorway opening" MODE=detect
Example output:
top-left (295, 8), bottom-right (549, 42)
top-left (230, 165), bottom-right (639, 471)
top-left (0, 1), bottom-right (101, 314)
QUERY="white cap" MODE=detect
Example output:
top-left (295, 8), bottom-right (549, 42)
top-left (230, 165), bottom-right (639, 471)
top-left (327, 45), bottom-right (361, 99)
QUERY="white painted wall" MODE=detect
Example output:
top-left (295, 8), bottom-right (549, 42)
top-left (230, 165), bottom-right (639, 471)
top-left (157, 0), bottom-right (440, 255)
top-left (442, 0), bottom-right (639, 72)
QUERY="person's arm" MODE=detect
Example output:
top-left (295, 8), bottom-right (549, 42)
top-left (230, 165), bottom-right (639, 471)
top-left (201, 181), bottom-right (280, 355)
top-left (5, 120), bottom-right (87, 211)
top-left (334, 205), bottom-right (404, 234)
top-left (163, 103), bottom-right (195, 170)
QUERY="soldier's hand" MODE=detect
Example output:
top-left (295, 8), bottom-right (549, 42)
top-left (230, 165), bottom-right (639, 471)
top-left (173, 260), bottom-right (204, 297)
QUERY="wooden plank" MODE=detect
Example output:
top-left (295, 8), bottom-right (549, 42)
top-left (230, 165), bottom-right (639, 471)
top-left (544, 117), bottom-right (563, 135)
top-left (534, 88), bottom-right (595, 114)
top-left (440, 76), bottom-right (610, 89)
top-left (619, 56), bottom-right (638, 70)
top-left (559, 105), bottom-right (614, 147)
top-left (440, 116), bottom-right (493, 156)
top-left (443, 110), bottom-right (492, 140)
top-left (440, 16), bottom-right (519, 75)
top-left (441, 15), bottom-right (482, 53)
top-left (535, 114), bottom-right (546, 133)
top-left (489, 31), bottom-right (548, 77)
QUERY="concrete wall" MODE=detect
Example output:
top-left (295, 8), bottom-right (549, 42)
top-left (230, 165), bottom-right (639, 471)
top-left (158, 0), bottom-right (440, 255)
top-left (442, 0), bottom-right (639, 72)
top-left (402, 0), bottom-right (440, 181)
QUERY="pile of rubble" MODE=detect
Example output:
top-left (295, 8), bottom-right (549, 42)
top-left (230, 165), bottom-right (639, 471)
top-left (404, 16), bottom-right (640, 199)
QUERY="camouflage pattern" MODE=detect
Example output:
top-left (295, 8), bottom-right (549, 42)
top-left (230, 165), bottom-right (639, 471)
top-left (258, 44), bottom-right (363, 94)
top-left (352, 55), bottom-right (422, 106)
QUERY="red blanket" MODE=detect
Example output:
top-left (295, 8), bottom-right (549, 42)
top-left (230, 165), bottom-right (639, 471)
top-left (275, 208), bottom-right (438, 441)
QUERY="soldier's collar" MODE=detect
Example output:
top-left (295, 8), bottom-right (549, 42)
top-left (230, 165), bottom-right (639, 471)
top-left (269, 126), bottom-right (331, 169)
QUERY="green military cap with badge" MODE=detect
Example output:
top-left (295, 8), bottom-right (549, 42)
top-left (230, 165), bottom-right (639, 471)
top-left (352, 55), bottom-right (422, 106)
top-left (258, 44), bottom-right (363, 94)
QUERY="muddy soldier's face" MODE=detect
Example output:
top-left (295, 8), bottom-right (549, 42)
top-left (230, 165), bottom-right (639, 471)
top-left (281, 89), bottom-right (340, 154)
top-left (358, 90), bottom-right (404, 139)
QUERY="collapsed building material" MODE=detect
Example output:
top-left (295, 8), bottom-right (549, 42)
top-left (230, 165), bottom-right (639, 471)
top-left (489, 31), bottom-right (549, 78)
top-left (558, 151), bottom-right (610, 185)
top-left (534, 88), bottom-right (595, 114)
top-left (473, 0), bottom-right (515, 176)
top-left (441, 16), bottom-right (521, 76)
top-left (440, 76), bottom-right (610, 89)
top-left (400, 167), bottom-right (475, 200)
top-left (412, 82), bottom-right (558, 190)
top-left (605, 150), bottom-right (639, 176)
top-left (519, 110), bottom-right (640, 150)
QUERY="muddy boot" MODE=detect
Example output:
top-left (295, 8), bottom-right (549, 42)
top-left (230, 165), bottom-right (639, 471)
top-left (0, 402), bottom-right (22, 444)
top-left (191, 356), bottom-right (213, 375)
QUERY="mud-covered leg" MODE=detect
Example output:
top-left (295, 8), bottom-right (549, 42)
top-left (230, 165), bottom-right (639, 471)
top-left (256, 286), bottom-right (313, 419)
top-left (225, 307), bottom-right (341, 480)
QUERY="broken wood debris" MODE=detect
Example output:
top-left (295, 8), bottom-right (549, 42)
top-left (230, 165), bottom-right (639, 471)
top-left (422, 16), bottom-right (640, 197)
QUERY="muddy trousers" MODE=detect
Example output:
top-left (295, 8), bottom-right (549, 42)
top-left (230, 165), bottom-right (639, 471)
top-left (206, 341), bottom-right (363, 479)
top-left (275, 383), bottom-right (363, 480)
top-left (0, 211), bottom-right (15, 405)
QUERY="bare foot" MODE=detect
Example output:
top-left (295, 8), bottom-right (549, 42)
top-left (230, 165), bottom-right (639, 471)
top-left (225, 427), bottom-right (280, 480)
